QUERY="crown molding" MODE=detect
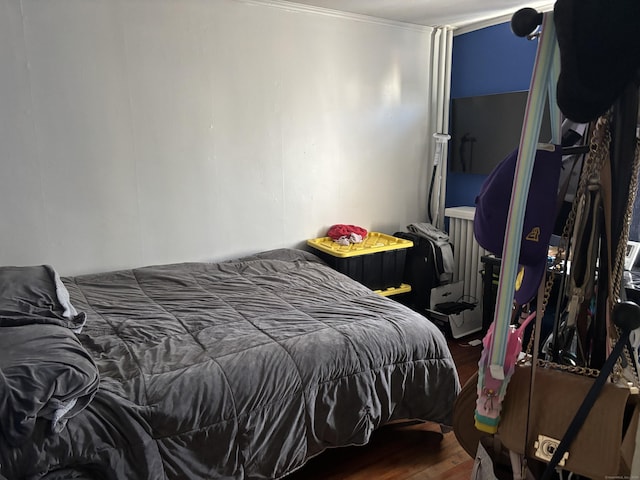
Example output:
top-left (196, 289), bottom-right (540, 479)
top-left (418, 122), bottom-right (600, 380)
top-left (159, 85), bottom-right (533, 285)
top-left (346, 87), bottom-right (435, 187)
top-left (234, 0), bottom-right (434, 33)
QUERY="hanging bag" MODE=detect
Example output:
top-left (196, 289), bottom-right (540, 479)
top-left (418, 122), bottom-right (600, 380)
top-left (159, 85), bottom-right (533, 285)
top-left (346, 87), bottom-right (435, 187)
top-left (456, 365), bottom-right (636, 480)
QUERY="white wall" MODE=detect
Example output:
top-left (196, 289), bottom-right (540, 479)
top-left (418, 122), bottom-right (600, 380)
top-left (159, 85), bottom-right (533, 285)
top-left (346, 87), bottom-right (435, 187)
top-left (0, 0), bottom-right (435, 275)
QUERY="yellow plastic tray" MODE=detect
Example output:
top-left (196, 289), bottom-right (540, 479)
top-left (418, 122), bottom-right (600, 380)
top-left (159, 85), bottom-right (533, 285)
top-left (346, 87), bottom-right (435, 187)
top-left (374, 283), bottom-right (412, 297)
top-left (307, 232), bottom-right (413, 258)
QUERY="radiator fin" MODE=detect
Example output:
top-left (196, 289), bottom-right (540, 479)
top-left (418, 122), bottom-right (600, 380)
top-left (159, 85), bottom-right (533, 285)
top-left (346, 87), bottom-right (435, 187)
top-left (445, 207), bottom-right (486, 337)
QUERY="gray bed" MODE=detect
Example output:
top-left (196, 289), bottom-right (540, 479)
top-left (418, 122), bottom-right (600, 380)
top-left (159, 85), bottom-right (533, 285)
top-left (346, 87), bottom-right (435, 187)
top-left (0, 248), bottom-right (460, 480)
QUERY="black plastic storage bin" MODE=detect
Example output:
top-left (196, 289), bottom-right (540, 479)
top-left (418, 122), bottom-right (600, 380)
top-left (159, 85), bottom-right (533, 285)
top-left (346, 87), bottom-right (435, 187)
top-left (307, 232), bottom-right (413, 291)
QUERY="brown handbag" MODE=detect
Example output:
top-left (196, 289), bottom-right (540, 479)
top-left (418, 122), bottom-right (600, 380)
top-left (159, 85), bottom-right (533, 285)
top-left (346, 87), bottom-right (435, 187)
top-left (454, 366), bottom-right (637, 480)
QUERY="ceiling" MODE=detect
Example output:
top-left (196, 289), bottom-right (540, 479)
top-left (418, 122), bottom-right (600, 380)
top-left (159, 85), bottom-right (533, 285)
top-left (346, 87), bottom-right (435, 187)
top-left (287, 0), bottom-right (555, 32)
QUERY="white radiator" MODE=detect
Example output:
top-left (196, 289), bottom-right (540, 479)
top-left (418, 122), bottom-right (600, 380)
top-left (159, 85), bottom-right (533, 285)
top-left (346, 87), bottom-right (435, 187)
top-left (444, 206), bottom-right (486, 338)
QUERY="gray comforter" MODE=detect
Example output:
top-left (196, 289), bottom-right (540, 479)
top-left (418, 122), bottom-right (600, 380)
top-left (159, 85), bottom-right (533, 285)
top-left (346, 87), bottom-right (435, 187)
top-left (0, 249), bottom-right (459, 480)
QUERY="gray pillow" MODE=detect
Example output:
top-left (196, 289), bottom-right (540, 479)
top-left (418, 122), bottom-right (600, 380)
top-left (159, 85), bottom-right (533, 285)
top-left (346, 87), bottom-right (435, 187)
top-left (0, 265), bottom-right (86, 331)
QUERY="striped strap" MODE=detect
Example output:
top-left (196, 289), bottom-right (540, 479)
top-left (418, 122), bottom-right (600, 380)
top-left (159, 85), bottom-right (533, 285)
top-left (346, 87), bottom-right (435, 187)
top-left (488, 12), bottom-right (558, 379)
top-left (548, 40), bottom-right (562, 144)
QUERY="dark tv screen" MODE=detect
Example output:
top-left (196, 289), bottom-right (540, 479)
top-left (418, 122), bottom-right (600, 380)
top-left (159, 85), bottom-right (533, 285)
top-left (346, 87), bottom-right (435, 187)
top-left (449, 91), bottom-right (552, 175)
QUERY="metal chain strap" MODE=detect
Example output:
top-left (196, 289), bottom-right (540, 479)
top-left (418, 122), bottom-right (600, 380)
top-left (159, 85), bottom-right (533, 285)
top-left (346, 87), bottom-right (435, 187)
top-left (610, 136), bottom-right (640, 384)
top-left (535, 358), bottom-right (601, 378)
top-left (522, 114), bottom-right (640, 385)
top-left (609, 142), bottom-right (640, 311)
top-left (523, 115), bottom-right (611, 377)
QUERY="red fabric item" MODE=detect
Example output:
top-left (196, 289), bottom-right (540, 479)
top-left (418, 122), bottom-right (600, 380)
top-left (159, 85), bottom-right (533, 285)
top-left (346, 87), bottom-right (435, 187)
top-left (326, 224), bottom-right (368, 241)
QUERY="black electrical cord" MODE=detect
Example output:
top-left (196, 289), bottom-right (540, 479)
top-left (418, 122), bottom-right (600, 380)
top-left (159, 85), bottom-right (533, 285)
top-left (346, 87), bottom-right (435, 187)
top-left (427, 164), bottom-right (437, 224)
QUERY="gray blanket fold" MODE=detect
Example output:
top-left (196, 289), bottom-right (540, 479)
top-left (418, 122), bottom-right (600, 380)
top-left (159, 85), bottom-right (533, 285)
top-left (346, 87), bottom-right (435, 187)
top-left (0, 324), bottom-right (100, 446)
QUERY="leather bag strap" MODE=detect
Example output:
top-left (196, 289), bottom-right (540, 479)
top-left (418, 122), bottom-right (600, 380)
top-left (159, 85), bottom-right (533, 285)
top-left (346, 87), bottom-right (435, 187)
top-left (540, 317), bottom-right (634, 479)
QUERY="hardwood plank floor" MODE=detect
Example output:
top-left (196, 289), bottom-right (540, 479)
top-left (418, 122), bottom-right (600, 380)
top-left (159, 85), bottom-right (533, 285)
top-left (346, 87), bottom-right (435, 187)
top-left (285, 333), bottom-right (483, 480)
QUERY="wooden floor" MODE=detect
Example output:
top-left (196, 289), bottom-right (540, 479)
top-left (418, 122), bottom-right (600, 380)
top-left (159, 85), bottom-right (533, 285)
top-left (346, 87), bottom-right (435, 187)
top-left (285, 333), bottom-right (483, 480)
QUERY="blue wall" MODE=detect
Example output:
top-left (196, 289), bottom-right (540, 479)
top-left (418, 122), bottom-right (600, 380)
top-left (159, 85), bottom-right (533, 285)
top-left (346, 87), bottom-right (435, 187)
top-left (446, 22), bottom-right (539, 208)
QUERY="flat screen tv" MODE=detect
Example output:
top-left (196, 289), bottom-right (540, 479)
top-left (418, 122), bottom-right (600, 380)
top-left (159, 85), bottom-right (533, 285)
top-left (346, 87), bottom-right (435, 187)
top-left (449, 91), bottom-right (552, 175)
